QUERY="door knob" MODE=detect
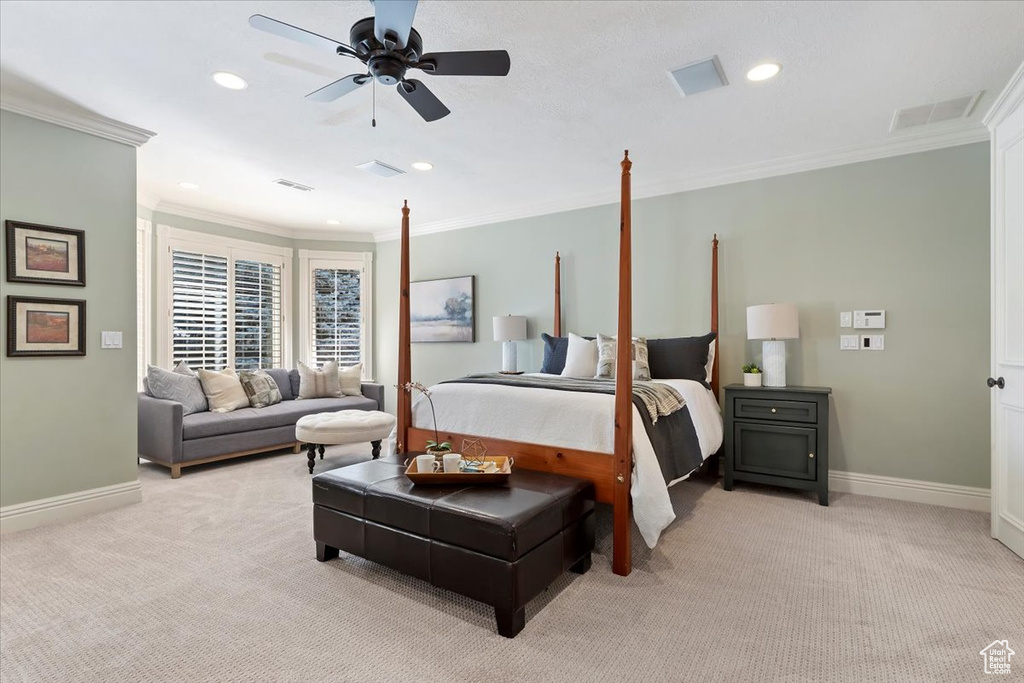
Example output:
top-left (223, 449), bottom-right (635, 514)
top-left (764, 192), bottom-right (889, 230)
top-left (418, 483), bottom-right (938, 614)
top-left (987, 377), bottom-right (1006, 389)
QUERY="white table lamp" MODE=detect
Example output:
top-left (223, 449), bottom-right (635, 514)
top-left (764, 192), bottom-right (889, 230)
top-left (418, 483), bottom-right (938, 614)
top-left (747, 303), bottom-right (799, 387)
top-left (493, 315), bottom-right (527, 373)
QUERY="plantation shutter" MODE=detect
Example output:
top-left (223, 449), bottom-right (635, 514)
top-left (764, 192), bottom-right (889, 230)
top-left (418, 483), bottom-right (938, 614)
top-left (234, 259), bottom-right (283, 369)
top-left (313, 267), bottom-right (362, 367)
top-left (171, 249), bottom-right (229, 369)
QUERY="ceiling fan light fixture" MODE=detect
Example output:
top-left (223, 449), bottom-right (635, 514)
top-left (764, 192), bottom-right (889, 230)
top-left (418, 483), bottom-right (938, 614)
top-left (746, 63), bottom-right (781, 82)
top-left (326, 219), bottom-right (341, 225)
top-left (411, 162), bottom-right (433, 171)
top-left (178, 182), bottom-right (200, 190)
top-left (212, 71), bottom-right (249, 90)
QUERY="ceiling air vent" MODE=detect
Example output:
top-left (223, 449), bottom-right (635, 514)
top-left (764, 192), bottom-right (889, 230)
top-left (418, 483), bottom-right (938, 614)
top-left (356, 160), bottom-right (405, 178)
top-left (272, 178), bottom-right (314, 192)
top-left (890, 92), bottom-right (982, 132)
top-left (668, 56), bottom-right (728, 97)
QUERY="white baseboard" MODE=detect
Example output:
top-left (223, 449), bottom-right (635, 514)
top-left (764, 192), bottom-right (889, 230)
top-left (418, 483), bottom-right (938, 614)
top-left (0, 480), bottom-right (142, 534)
top-left (829, 470), bottom-right (990, 512)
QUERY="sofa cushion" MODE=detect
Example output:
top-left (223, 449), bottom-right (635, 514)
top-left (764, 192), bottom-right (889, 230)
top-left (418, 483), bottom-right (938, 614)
top-left (181, 396), bottom-right (377, 440)
top-left (265, 369), bottom-right (295, 401)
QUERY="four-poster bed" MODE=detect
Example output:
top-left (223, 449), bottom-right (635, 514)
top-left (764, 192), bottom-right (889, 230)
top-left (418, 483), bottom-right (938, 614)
top-left (396, 152), bottom-right (721, 577)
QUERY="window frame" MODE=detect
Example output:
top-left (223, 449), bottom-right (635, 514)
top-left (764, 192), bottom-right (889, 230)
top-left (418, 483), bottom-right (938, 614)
top-left (136, 218), bottom-right (152, 389)
top-left (298, 249), bottom-right (374, 380)
top-left (155, 225), bottom-right (292, 370)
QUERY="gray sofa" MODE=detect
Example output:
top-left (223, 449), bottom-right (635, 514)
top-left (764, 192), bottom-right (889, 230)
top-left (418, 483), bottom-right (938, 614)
top-left (138, 368), bottom-right (384, 478)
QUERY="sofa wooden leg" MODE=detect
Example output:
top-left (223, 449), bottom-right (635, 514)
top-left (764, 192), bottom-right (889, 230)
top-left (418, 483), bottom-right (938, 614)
top-left (316, 542), bottom-right (339, 562)
top-left (170, 464), bottom-right (181, 479)
top-left (495, 605), bottom-right (525, 638)
top-left (293, 442), bottom-right (302, 454)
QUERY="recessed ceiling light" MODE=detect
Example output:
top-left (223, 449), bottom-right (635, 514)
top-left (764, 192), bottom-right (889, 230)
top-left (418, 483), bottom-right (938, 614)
top-left (746, 63), bottom-right (781, 82)
top-left (411, 162), bottom-right (434, 171)
top-left (178, 182), bottom-right (200, 190)
top-left (212, 71), bottom-right (248, 90)
top-left (326, 219), bottom-right (341, 225)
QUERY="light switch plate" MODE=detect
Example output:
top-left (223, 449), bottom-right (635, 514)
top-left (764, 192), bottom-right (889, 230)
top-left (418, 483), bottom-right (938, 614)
top-left (854, 310), bottom-right (885, 329)
top-left (860, 334), bottom-right (884, 350)
top-left (840, 334), bottom-right (859, 350)
top-left (101, 331), bottom-right (123, 349)
top-left (840, 312), bottom-right (852, 328)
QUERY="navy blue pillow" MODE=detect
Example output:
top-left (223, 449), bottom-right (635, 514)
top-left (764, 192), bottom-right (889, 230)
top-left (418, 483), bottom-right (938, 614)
top-left (646, 332), bottom-right (716, 387)
top-left (540, 333), bottom-right (569, 374)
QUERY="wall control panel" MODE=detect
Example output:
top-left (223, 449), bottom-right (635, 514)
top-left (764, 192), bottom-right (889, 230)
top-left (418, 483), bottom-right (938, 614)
top-left (840, 311), bottom-right (853, 328)
top-left (854, 310), bottom-right (885, 329)
top-left (101, 331), bottom-right (123, 349)
top-left (860, 334), bottom-right (884, 350)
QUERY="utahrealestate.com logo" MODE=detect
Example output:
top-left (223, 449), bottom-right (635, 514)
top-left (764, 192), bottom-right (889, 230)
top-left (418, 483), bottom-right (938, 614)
top-left (980, 640), bottom-right (1015, 675)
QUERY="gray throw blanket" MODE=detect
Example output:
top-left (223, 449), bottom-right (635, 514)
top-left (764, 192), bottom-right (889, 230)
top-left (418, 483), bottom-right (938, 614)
top-left (442, 373), bottom-right (705, 484)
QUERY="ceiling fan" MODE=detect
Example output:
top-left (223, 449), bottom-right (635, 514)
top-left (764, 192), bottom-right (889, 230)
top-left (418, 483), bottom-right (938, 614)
top-left (249, 0), bottom-right (510, 123)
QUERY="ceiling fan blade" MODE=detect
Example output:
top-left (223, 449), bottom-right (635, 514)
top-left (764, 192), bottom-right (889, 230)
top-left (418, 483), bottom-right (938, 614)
top-left (372, 0), bottom-right (418, 49)
top-left (306, 74), bottom-right (369, 102)
top-left (398, 79), bottom-right (450, 122)
top-left (249, 14), bottom-right (357, 57)
top-left (416, 50), bottom-right (510, 76)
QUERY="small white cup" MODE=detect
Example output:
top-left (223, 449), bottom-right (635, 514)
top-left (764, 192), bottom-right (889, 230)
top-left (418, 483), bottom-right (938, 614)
top-left (415, 454), bottom-right (439, 473)
top-left (442, 453), bottom-right (462, 473)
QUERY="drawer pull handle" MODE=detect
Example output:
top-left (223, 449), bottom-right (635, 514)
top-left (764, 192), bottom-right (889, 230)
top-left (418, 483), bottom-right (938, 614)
top-left (771, 408), bottom-right (777, 414)
top-left (809, 453), bottom-right (815, 459)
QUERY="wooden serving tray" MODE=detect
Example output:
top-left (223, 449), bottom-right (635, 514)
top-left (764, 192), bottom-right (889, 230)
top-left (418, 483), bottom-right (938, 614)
top-left (405, 455), bottom-right (513, 486)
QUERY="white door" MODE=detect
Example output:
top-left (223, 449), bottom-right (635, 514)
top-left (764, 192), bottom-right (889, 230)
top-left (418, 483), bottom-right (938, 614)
top-left (989, 67), bottom-right (1024, 559)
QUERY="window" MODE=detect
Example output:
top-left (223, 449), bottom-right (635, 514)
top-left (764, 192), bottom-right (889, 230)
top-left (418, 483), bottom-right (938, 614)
top-left (299, 251), bottom-right (373, 379)
top-left (156, 226), bottom-right (291, 370)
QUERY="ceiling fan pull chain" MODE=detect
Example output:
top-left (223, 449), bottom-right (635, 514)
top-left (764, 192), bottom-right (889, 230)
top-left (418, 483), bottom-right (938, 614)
top-left (372, 79), bottom-right (377, 128)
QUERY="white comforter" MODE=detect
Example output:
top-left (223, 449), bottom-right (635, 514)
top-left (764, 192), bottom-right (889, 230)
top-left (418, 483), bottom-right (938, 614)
top-left (411, 375), bottom-right (723, 548)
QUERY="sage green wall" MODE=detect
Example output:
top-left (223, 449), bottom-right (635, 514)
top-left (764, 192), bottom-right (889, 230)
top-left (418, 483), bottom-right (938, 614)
top-left (0, 111), bottom-right (139, 507)
top-left (145, 211), bottom-right (375, 368)
top-left (374, 143), bottom-right (990, 488)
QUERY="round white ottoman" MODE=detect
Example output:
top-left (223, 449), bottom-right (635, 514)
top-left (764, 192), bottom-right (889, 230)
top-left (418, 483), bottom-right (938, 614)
top-left (296, 410), bottom-right (397, 474)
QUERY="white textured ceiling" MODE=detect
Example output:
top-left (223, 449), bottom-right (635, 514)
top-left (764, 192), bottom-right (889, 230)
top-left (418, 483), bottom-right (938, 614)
top-left (1, 0), bottom-right (1022, 239)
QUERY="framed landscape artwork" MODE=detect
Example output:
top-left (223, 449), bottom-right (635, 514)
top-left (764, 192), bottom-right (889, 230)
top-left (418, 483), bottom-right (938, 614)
top-left (6, 296), bottom-right (86, 357)
top-left (5, 220), bottom-right (86, 286)
top-left (410, 275), bottom-right (475, 343)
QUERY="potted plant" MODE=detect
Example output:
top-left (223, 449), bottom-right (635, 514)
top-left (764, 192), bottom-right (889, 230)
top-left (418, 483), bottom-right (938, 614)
top-left (403, 381), bottom-right (455, 456)
top-left (742, 363), bottom-right (763, 387)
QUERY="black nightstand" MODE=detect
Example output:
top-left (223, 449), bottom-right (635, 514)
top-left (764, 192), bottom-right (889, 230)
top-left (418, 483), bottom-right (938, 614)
top-left (723, 384), bottom-right (832, 505)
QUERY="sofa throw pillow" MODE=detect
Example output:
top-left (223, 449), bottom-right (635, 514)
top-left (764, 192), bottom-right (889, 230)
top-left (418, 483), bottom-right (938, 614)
top-left (594, 334), bottom-right (652, 381)
top-left (560, 333), bottom-right (599, 378)
top-left (540, 333), bottom-right (569, 374)
top-left (297, 360), bottom-right (341, 399)
top-left (146, 364), bottom-right (208, 416)
top-left (646, 332), bottom-right (716, 387)
top-left (197, 368), bottom-right (251, 413)
top-left (338, 362), bottom-right (363, 397)
top-left (238, 369), bottom-right (283, 408)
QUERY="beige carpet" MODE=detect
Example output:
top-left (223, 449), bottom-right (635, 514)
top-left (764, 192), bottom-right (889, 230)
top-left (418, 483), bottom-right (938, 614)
top-left (2, 446), bottom-right (1022, 683)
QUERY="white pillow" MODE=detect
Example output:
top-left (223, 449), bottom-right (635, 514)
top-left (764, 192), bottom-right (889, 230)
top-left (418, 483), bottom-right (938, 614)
top-left (705, 339), bottom-right (716, 384)
top-left (297, 360), bottom-right (341, 399)
top-left (338, 363), bottom-right (363, 397)
top-left (197, 368), bottom-right (250, 413)
top-left (561, 333), bottom-right (598, 378)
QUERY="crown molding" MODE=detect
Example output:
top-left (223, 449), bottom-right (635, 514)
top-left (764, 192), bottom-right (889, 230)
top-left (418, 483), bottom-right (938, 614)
top-left (137, 191), bottom-right (160, 212)
top-left (983, 61), bottom-right (1024, 129)
top-left (0, 92), bottom-right (155, 148)
top-left (372, 123), bottom-right (989, 242)
top-left (152, 201), bottom-right (375, 244)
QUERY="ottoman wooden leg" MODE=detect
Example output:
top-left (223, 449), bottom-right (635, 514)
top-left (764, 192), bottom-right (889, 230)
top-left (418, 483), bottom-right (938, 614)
top-left (316, 542), bottom-right (339, 562)
top-left (307, 443), bottom-right (318, 474)
top-left (371, 439), bottom-right (382, 459)
top-left (495, 605), bottom-right (525, 638)
top-left (318, 444), bottom-right (325, 460)
top-left (570, 553), bottom-right (592, 574)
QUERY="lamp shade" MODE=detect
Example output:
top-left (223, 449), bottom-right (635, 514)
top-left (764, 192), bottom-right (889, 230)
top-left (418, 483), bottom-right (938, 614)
top-left (493, 315), bottom-right (527, 341)
top-left (747, 304), bottom-right (799, 340)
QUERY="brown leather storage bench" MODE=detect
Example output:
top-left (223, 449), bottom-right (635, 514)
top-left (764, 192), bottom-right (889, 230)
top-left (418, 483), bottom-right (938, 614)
top-left (312, 459), bottom-right (595, 637)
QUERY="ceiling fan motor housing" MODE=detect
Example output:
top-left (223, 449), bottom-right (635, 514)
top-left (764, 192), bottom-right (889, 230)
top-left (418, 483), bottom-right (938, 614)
top-left (350, 17), bottom-right (423, 85)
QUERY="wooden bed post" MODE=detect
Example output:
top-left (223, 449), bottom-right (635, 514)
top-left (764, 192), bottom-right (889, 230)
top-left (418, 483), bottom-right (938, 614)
top-left (553, 252), bottom-right (562, 337)
top-left (613, 151), bottom-right (633, 577)
top-left (711, 234), bottom-right (720, 399)
top-left (397, 200), bottom-right (412, 453)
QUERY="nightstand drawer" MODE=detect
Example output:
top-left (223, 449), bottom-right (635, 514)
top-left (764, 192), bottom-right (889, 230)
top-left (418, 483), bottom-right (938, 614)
top-left (734, 423), bottom-right (817, 480)
top-left (734, 398), bottom-right (817, 424)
